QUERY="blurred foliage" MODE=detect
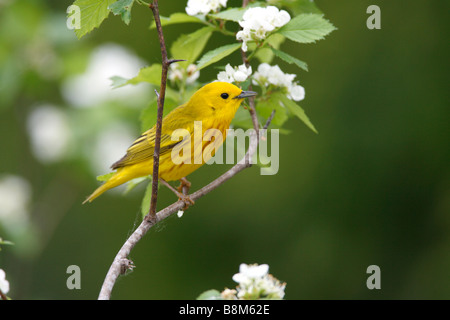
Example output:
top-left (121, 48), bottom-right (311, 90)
top-left (0, 0), bottom-right (449, 300)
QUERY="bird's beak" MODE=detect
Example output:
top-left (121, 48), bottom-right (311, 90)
top-left (234, 90), bottom-right (257, 99)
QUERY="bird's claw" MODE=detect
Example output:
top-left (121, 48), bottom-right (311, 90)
top-left (179, 194), bottom-right (195, 210)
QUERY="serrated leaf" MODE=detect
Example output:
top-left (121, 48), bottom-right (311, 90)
top-left (270, 47), bottom-right (308, 71)
top-left (150, 12), bottom-right (204, 29)
top-left (197, 289), bottom-right (223, 300)
top-left (278, 14), bottom-right (336, 44)
top-left (109, 0), bottom-right (134, 25)
top-left (279, 94), bottom-right (317, 133)
top-left (71, 0), bottom-right (117, 39)
top-left (209, 1), bottom-right (263, 21)
top-left (111, 64), bottom-right (162, 89)
top-left (196, 43), bottom-right (242, 70)
top-left (127, 64), bottom-right (162, 86)
top-left (171, 27), bottom-right (214, 67)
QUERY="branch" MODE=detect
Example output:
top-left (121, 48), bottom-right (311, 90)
top-left (98, 0), bottom-right (275, 300)
top-left (147, 0), bottom-right (167, 223)
top-left (98, 115), bottom-right (274, 300)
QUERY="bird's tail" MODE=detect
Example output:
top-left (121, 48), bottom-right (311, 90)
top-left (83, 167), bottom-right (139, 204)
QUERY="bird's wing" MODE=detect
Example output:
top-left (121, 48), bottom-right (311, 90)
top-left (111, 105), bottom-right (194, 169)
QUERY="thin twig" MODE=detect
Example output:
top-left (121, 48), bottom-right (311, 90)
top-left (240, 2), bottom-right (257, 125)
top-left (147, 0), bottom-right (171, 223)
top-left (264, 110), bottom-right (276, 130)
top-left (240, 0), bottom-right (260, 159)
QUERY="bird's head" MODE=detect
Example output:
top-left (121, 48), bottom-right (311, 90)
top-left (188, 82), bottom-right (257, 119)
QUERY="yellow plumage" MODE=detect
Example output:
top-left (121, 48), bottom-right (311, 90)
top-left (83, 82), bottom-right (256, 203)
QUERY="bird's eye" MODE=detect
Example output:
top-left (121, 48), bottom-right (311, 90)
top-left (221, 93), bottom-right (229, 99)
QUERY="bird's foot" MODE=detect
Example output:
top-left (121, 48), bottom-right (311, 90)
top-left (179, 193), bottom-right (195, 210)
top-left (177, 177), bottom-right (191, 194)
top-left (160, 177), bottom-right (194, 209)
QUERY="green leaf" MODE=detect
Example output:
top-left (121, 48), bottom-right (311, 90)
top-left (209, 7), bottom-right (244, 22)
top-left (232, 106), bottom-right (254, 129)
top-left (123, 177), bottom-right (147, 195)
top-left (111, 64), bottom-right (162, 89)
top-left (209, 1), bottom-right (263, 21)
top-left (197, 289), bottom-right (223, 300)
top-left (110, 75), bottom-right (129, 88)
top-left (141, 181), bottom-right (153, 219)
top-left (71, 0), bottom-right (117, 39)
top-left (256, 93), bottom-right (289, 127)
top-left (270, 47), bottom-right (308, 71)
top-left (196, 43), bottom-right (242, 70)
top-left (127, 64), bottom-right (162, 86)
top-left (109, 0), bottom-right (134, 25)
top-left (171, 27), bottom-right (214, 67)
top-left (150, 13), bottom-right (204, 29)
top-left (279, 94), bottom-right (317, 133)
top-left (140, 99), bottom-right (158, 131)
top-left (140, 97), bottom-right (178, 132)
top-left (96, 172), bottom-right (115, 181)
top-left (281, 0), bottom-right (323, 15)
top-left (253, 33), bottom-right (285, 64)
top-left (0, 239), bottom-right (14, 246)
top-left (278, 14), bottom-right (336, 44)
top-left (0, 238), bottom-right (14, 251)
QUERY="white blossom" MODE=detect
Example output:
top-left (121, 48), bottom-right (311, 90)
top-left (168, 64), bottom-right (183, 82)
top-left (0, 269), bottom-right (10, 295)
top-left (169, 64), bottom-right (200, 85)
top-left (217, 63), bottom-right (252, 83)
top-left (288, 83), bottom-right (305, 101)
top-left (231, 263), bottom-right (286, 300)
top-left (0, 175), bottom-right (31, 227)
top-left (186, 64), bottom-right (200, 84)
top-left (91, 123), bottom-right (136, 174)
top-left (232, 263), bottom-right (269, 284)
top-left (186, 0), bottom-right (228, 16)
top-left (221, 288), bottom-right (238, 300)
top-left (253, 63), bottom-right (305, 101)
top-left (237, 6), bottom-right (290, 52)
top-left (177, 210), bottom-right (184, 218)
top-left (26, 104), bottom-right (71, 163)
top-left (61, 43), bottom-right (148, 108)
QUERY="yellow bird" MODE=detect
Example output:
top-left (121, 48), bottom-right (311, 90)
top-left (83, 82), bottom-right (257, 203)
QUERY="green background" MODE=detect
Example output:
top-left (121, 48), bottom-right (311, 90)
top-left (0, 0), bottom-right (448, 299)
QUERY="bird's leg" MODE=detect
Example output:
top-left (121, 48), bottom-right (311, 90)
top-left (178, 177), bottom-right (192, 195)
top-left (178, 177), bottom-right (194, 209)
top-left (160, 178), bottom-right (194, 209)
